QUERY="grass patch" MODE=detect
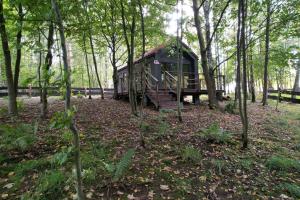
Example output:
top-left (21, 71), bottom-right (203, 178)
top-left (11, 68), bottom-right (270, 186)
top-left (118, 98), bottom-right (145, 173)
top-left (199, 123), bottom-right (232, 144)
top-left (0, 123), bottom-right (37, 151)
top-left (181, 145), bottom-right (202, 163)
top-left (266, 156), bottom-right (300, 172)
top-left (277, 183), bottom-right (300, 198)
top-left (210, 159), bottom-right (226, 175)
top-left (22, 170), bottom-right (67, 200)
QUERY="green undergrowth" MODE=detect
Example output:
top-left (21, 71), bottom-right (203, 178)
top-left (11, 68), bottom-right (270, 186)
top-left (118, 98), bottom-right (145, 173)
top-left (277, 183), bottom-right (300, 198)
top-left (266, 155), bottom-right (300, 172)
top-left (181, 145), bottom-right (202, 164)
top-left (198, 123), bottom-right (233, 144)
top-left (0, 123), bottom-right (38, 152)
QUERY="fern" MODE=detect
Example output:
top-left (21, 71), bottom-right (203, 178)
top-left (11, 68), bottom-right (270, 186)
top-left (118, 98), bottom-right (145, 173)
top-left (113, 148), bottom-right (135, 182)
top-left (102, 148), bottom-right (135, 182)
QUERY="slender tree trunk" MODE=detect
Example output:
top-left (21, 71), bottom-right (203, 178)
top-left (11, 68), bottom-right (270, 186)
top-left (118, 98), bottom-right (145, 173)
top-left (176, 0), bottom-right (183, 122)
top-left (111, 36), bottom-right (119, 100)
top-left (83, 33), bottom-right (92, 99)
top-left (192, 0), bottom-right (218, 109)
top-left (55, 29), bottom-right (63, 82)
top-left (249, 46), bottom-right (256, 102)
top-left (236, 0), bottom-right (244, 127)
top-left (203, 1), bottom-right (217, 99)
top-left (262, 0), bottom-right (271, 106)
top-left (241, 0), bottom-right (248, 149)
top-left (51, 1), bottom-right (84, 199)
top-left (83, 0), bottom-right (104, 99)
top-left (14, 3), bottom-right (23, 95)
top-left (121, 1), bottom-right (138, 116)
top-left (0, 0), bottom-right (17, 115)
top-left (89, 34), bottom-right (104, 99)
top-left (41, 22), bottom-right (54, 118)
top-left (138, 0), bottom-right (146, 148)
top-left (292, 60), bottom-right (300, 92)
top-left (37, 31), bottom-right (43, 103)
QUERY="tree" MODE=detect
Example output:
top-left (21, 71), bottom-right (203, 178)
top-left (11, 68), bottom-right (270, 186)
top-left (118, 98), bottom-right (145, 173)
top-left (83, 32), bottom-right (92, 99)
top-left (84, 0), bottom-right (104, 99)
top-left (121, 0), bottom-right (138, 116)
top-left (51, 0), bottom-right (84, 199)
top-left (262, 0), bottom-right (272, 106)
top-left (176, 0), bottom-right (183, 122)
top-left (41, 22), bottom-right (54, 118)
top-left (0, 0), bottom-right (18, 115)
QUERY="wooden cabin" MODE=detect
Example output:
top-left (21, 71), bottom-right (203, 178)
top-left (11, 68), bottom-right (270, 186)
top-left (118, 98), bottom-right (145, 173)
top-left (117, 41), bottom-right (225, 110)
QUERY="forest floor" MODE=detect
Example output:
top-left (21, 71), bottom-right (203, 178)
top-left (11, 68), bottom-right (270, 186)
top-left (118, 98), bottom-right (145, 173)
top-left (0, 96), bottom-right (299, 200)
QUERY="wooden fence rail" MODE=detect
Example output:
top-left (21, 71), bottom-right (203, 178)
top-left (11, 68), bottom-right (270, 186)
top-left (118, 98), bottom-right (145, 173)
top-left (0, 86), bottom-right (113, 97)
top-left (268, 89), bottom-right (300, 104)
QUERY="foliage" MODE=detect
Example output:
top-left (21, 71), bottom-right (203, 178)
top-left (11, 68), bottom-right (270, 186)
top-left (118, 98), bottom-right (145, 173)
top-left (139, 121), bottom-right (151, 133)
top-left (181, 146), bottom-right (202, 163)
top-left (103, 148), bottom-right (135, 182)
top-left (210, 159), bottom-right (225, 175)
top-left (50, 107), bottom-right (76, 129)
top-left (277, 183), bottom-right (300, 198)
top-left (224, 101), bottom-right (237, 114)
top-left (76, 91), bottom-right (84, 99)
top-left (200, 123), bottom-right (232, 144)
top-left (0, 123), bottom-right (37, 151)
top-left (23, 170), bottom-right (66, 200)
top-left (50, 147), bottom-right (73, 166)
top-left (266, 156), bottom-right (300, 172)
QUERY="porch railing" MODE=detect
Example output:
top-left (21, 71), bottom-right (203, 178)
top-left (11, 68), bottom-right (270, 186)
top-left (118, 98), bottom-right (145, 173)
top-left (145, 69), bottom-right (159, 105)
top-left (164, 71), bottom-right (225, 92)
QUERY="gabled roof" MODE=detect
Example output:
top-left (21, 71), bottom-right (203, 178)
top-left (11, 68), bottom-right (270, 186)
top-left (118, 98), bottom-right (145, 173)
top-left (118, 40), bottom-right (198, 72)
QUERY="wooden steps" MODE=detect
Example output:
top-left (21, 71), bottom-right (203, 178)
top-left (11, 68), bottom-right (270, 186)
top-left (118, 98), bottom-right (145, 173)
top-left (146, 89), bottom-right (179, 110)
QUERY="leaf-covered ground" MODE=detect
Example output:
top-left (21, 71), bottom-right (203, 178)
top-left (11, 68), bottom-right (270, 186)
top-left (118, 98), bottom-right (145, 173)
top-left (0, 96), bottom-right (299, 199)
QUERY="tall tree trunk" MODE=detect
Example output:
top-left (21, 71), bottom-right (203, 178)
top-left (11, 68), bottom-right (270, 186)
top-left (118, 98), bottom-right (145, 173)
top-left (111, 35), bottom-right (118, 100)
top-left (176, 0), bottom-right (183, 122)
top-left (83, 0), bottom-right (104, 99)
top-left (138, 0), bottom-right (146, 148)
top-left (37, 31), bottom-right (43, 103)
top-left (203, 1), bottom-right (217, 95)
top-left (236, 0), bottom-right (244, 128)
top-left (41, 22), bottom-right (54, 118)
top-left (51, 1), bottom-right (84, 199)
top-left (262, 0), bottom-right (271, 106)
top-left (292, 60), bottom-right (300, 92)
top-left (0, 0), bottom-right (17, 115)
top-left (121, 1), bottom-right (138, 116)
top-left (83, 33), bottom-right (92, 99)
top-left (14, 3), bottom-right (23, 95)
top-left (192, 0), bottom-right (218, 109)
top-left (89, 34), bottom-right (104, 99)
top-left (249, 45), bottom-right (256, 102)
top-left (241, 0), bottom-right (248, 149)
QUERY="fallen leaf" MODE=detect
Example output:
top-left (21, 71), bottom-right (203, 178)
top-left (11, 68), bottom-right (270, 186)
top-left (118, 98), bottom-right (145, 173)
top-left (3, 183), bottom-right (14, 189)
top-left (160, 185), bottom-right (169, 191)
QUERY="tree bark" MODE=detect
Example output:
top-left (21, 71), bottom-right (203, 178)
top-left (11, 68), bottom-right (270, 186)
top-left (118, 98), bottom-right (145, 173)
top-left (176, 0), bottom-right (183, 122)
top-left (37, 31), bottom-right (43, 103)
top-left (83, 33), bottom-right (92, 99)
top-left (41, 22), bottom-right (54, 118)
top-left (292, 60), bottom-right (300, 92)
top-left (192, 0), bottom-right (218, 109)
top-left (84, 0), bottom-right (104, 99)
top-left (89, 34), bottom-right (104, 99)
top-left (0, 0), bottom-right (17, 115)
top-left (249, 45), bottom-right (256, 102)
top-left (51, 1), bottom-right (84, 199)
top-left (262, 0), bottom-right (271, 106)
top-left (121, 1), bottom-right (138, 116)
top-left (241, 0), bottom-right (248, 149)
top-left (14, 3), bottom-right (23, 95)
